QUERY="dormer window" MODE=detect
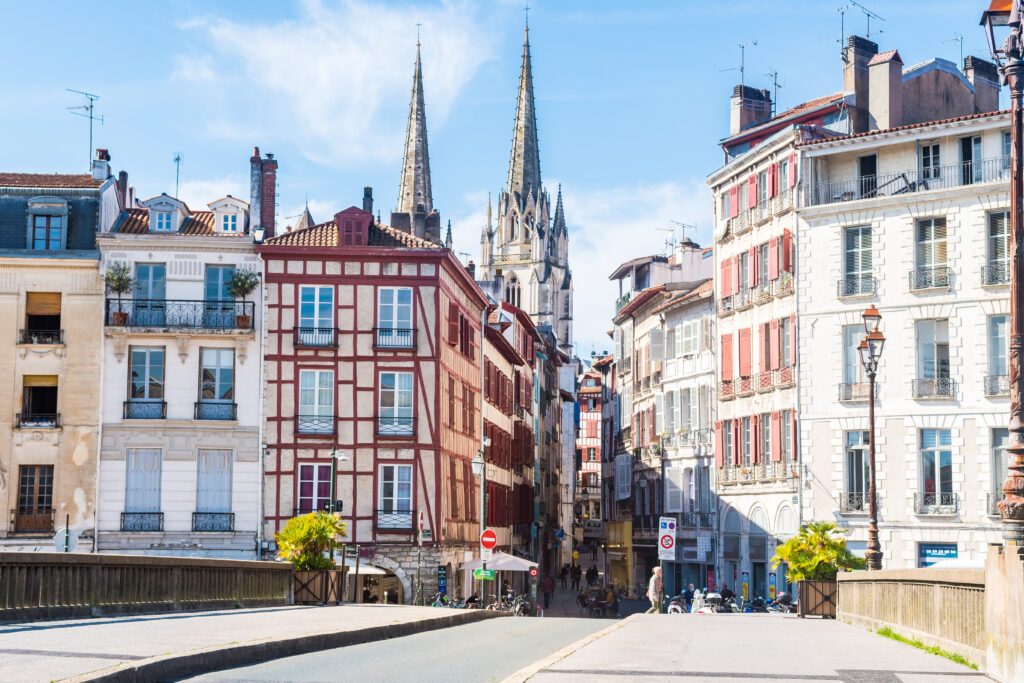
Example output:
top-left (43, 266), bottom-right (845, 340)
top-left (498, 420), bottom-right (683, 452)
top-left (154, 211), bottom-right (173, 232)
top-left (222, 214), bottom-right (238, 233)
top-left (26, 197), bottom-right (69, 250)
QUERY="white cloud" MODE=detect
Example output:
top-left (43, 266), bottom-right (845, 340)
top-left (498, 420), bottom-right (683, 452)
top-left (176, 0), bottom-right (495, 166)
top-left (172, 54), bottom-right (219, 83)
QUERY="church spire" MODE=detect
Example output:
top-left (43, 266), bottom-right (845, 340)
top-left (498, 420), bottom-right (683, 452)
top-left (552, 184), bottom-right (566, 234)
top-left (506, 26), bottom-right (542, 203)
top-left (445, 219), bottom-right (452, 249)
top-left (396, 39), bottom-right (432, 215)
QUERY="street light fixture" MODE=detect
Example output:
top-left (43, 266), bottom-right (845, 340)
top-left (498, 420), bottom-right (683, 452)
top-left (982, 0), bottom-right (1024, 542)
top-left (858, 306), bottom-right (885, 571)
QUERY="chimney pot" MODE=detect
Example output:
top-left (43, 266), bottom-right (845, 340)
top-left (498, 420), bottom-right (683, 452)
top-left (729, 85), bottom-right (773, 136)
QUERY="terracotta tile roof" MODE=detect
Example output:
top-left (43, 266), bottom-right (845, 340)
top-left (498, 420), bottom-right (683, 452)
top-left (651, 280), bottom-right (714, 314)
top-left (724, 92), bottom-right (845, 144)
top-left (578, 385), bottom-right (602, 396)
top-left (613, 285), bottom-right (666, 322)
top-left (114, 208), bottom-right (233, 237)
top-left (0, 173), bottom-right (104, 189)
top-left (800, 109), bottom-right (1010, 146)
top-left (265, 219), bottom-right (440, 249)
top-left (868, 49), bottom-right (902, 66)
top-left (592, 354), bottom-right (614, 368)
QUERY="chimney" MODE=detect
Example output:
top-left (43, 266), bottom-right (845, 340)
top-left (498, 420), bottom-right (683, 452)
top-left (467, 260), bottom-right (476, 279)
top-left (729, 85), bottom-right (772, 136)
top-left (116, 170), bottom-right (128, 208)
top-left (868, 50), bottom-right (903, 130)
top-left (91, 148), bottom-right (111, 181)
top-left (363, 186), bottom-right (374, 214)
top-left (249, 148), bottom-right (278, 239)
top-left (844, 35), bottom-right (879, 133)
top-left (965, 56), bottom-right (1001, 113)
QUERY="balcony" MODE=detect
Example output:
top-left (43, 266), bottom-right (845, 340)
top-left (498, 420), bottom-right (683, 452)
top-left (837, 275), bottom-right (877, 298)
top-left (678, 429), bottom-right (712, 447)
top-left (10, 508), bottom-right (55, 534)
top-left (914, 492), bottom-right (959, 515)
top-left (734, 288), bottom-right (753, 311)
top-left (729, 210), bottom-right (751, 236)
top-left (19, 329), bottom-right (63, 345)
top-left (376, 508), bottom-right (414, 530)
top-left (752, 283), bottom-right (773, 305)
top-left (839, 492), bottom-right (868, 514)
top-left (15, 413), bottom-right (60, 429)
top-left (493, 251), bottom-right (531, 265)
top-left (718, 295), bottom-right (735, 316)
top-left (297, 414), bottom-right (335, 435)
top-left (755, 371), bottom-right (774, 393)
top-left (719, 380), bottom-right (734, 400)
top-left (377, 416), bottom-right (415, 437)
top-left (615, 292), bottom-right (632, 313)
top-left (736, 376), bottom-right (754, 397)
top-left (192, 511), bottom-right (235, 532)
top-left (771, 189), bottom-right (794, 214)
top-left (294, 327), bottom-right (336, 348)
top-left (194, 401), bottom-right (237, 421)
top-left (908, 266), bottom-right (953, 291)
top-left (120, 512), bottom-right (163, 532)
top-left (912, 378), bottom-right (956, 400)
top-left (106, 299), bottom-right (255, 330)
top-left (981, 262), bottom-right (1010, 287)
top-left (988, 492), bottom-right (1004, 517)
top-left (985, 374), bottom-right (1009, 398)
top-left (718, 462), bottom-right (796, 486)
top-left (632, 513), bottom-right (658, 536)
top-left (838, 382), bottom-right (876, 402)
top-left (123, 400), bottom-right (167, 419)
top-left (374, 327), bottom-right (415, 349)
top-left (775, 366), bottom-right (795, 388)
top-left (774, 272), bottom-right (794, 298)
top-left (804, 157), bottom-right (1008, 207)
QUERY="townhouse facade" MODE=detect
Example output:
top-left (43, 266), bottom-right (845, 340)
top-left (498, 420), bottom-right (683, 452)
top-left (576, 367), bottom-right (604, 549)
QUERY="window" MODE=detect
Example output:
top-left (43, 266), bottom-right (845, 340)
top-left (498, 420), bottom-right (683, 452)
top-left (757, 170), bottom-right (768, 205)
top-left (124, 448), bottom-right (162, 530)
top-left (127, 347), bottom-right (165, 418)
top-left (665, 326), bottom-right (676, 360)
top-left (505, 276), bottom-right (521, 308)
top-left (758, 243), bottom-right (769, 287)
top-left (378, 464), bottom-right (413, 528)
top-left (858, 154), bottom-right (877, 197)
top-left (842, 325), bottom-right (863, 385)
top-left (1003, 131), bottom-right (1012, 171)
top-left (961, 135), bottom-right (983, 184)
top-left (721, 192), bottom-right (731, 220)
top-left (154, 211), bottom-right (173, 232)
top-left (377, 287), bottom-right (413, 348)
top-left (31, 215), bottom-right (63, 250)
top-left (195, 449), bottom-right (232, 531)
top-left (993, 428), bottom-right (1010, 503)
top-left (379, 371), bottom-right (414, 435)
top-left (24, 292), bottom-right (61, 342)
top-left (987, 211), bottom-right (1009, 284)
top-left (990, 315), bottom-right (1009, 378)
top-left (920, 142), bottom-right (941, 180)
top-left (20, 375), bottom-right (58, 427)
top-left (681, 320), bottom-right (698, 356)
top-left (843, 226), bottom-right (872, 294)
top-left (665, 390), bottom-right (675, 433)
top-left (760, 413), bottom-right (771, 463)
top-left (779, 159), bottom-right (790, 191)
top-left (588, 448), bottom-right (597, 462)
top-left (203, 265), bottom-right (236, 327)
top-left (917, 319), bottom-right (950, 381)
top-left (920, 429), bottom-right (953, 507)
top-left (780, 317), bottom-right (792, 368)
top-left (221, 214), bottom-right (238, 232)
top-left (781, 410), bottom-right (794, 463)
top-left (916, 218), bottom-right (947, 269)
top-left (298, 286), bottom-right (334, 346)
top-left (722, 419), bottom-right (733, 466)
top-left (738, 252), bottom-right (750, 292)
top-left (845, 431), bottom-right (870, 511)
top-left (298, 370), bottom-right (334, 434)
top-left (198, 348), bottom-right (235, 419)
top-left (297, 463), bottom-right (332, 513)
top-left (741, 416), bottom-right (751, 465)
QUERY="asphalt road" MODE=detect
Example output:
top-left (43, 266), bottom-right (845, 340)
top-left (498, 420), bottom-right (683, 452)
top-left (188, 616), bottom-right (608, 683)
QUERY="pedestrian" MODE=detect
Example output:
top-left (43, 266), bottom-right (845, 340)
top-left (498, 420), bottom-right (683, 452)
top-left (645, 566), bottom-right (663, 614)
top-left (571, 565), bottom-right (582, 591)
top-left (683, 583), bottom-right (695, 612)
top-left (586, 565), bottom-right (598, 587)
top-left (542, 574), bottom-right (555, 609)
top-left (559, 564), bottom-right (568, 589)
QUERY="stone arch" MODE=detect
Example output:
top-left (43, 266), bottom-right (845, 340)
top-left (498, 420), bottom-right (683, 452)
top-left (367, 554), bottom-right (413, 605)
top-left (505, 275), bottom-right (521, 308)
top-left (774, 505), bottom-right (797, 540)
top-left (723, 507), bottom-right (741, 532)
top-left (748, 506), bottom-right (770, 536)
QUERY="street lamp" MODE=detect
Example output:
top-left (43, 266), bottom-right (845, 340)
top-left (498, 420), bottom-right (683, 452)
top-left (472, 446), bottom-right (487, 603)
top-left (857, 305), bottom-right (885, 571)
top-left (983, 0), bottom-right (1024, 542)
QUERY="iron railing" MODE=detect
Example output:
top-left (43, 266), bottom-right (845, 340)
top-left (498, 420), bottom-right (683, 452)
top-left (105, 299), bottom-right (255, 330)
top-left (677, 429), bottom-right (713, 446)
top-left (121, 512), bottom-right (163, 532)
top-left (774, 272), bottom-right (795, 297)
top-left (776, 366), bottom-right (795, 387)
top-left (377, 416), bottom-right (415, 437)
top-left (192, 512), bottom-right (234, 532)
top-left (752, 283), bottom-right (773, 305)
top-left (837, 275), bottom-right (877, 297)
top-left (375, 508), bottom-right (414, 530)
top-left (985, 374), bottom-right (1010, 397)
top-left (913, 378), bottom-right (956, 399)
top-left (839, 492), bottom-right (868, 513)
top-left (15, 413), bottom-right (60, 428)
top-left (988, 492), bottom-right (1004, 517)
top-left (718, 462), bottom-right (796, 485)
top-left (632, 514), bottom-right (658, 535)
top-left (194, 401), bottom-right (237, 420)
top-left (719, 380), bottom-right (734, 400)
top-left (981, 262), bottom-right (1010, 286)
top-left (296, 414), bottom-right (335, 435)
top-left (908, 266), bottom-right (952, 291)
top-left (838, 382), bottom-right (877, 402)
top-left (294, 327), bottom-right (336, 348)
top-left (736, 376), bottom-right (754, 396)
top-left (914, 492), bottom-right (959, 515)
top-left (123, 400), bottom-right (167, 419)
top-left (374, 327), bottom-right (415, 349)
top-left (18, 329), bottom-right (63, 344)
top-left (804, 157), bottom-right (1009, 207)
top-left (756, 372), bottom-right (774, 392)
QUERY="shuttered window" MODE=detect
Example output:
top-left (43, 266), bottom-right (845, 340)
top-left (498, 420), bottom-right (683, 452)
top-left (842, 325), bottom-right (863, 385)
top-left (25, 292), bottom-right (61, 316)
top-left (916, 218), bottom-right (947, 268)
top-left (125, 448), bottom-right (161, 513)
top-left (990, 315), bottom-right (1009, 376)
top-left (989, 211), bottom-right (1009, 270)
top-left (664, 466), bottom-right (685, 513)
top-left (844, 226), bottom-right (872, 277)
top-left (196, 449), bottom-right (232, 512)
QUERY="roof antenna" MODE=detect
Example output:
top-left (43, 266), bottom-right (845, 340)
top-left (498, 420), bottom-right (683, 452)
top-left (944, 33), bottom-right (964, 72)
top-left (173, 153), bottom-right (183, 198)
top-left (66, 89), bottom-right (104, 169)
top-left (849, 0), bottom-right (884, 39)
top-left (720, 41), bottom-right (757, 92)
top-left (765, 70), bottom-right (783, 115)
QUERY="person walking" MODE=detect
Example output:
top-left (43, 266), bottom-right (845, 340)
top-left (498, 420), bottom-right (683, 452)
top-left (559, 564), bottom-right (568, 589)
top-left (645, 566), bottom-right (663, 614)
top-left (542, 574), bottom-right (555, 609)
top-left (571, 565), bottom-right (582, 591)
top-left (683, 583), bottom-right (695, 612)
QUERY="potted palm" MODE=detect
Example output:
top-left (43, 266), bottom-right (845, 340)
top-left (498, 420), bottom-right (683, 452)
top-left (276, 511), bottom-right (347, 605)
top-left (772, 521), bottom-right (865, 618)
top-left (104, 262), bottom-right (133, 326)
top-left (225, 267), bottom-right (260, 328)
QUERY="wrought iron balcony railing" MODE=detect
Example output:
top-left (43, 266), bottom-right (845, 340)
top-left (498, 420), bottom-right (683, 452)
top-left (121, 511), bottom-right (163, 532)
top-left (123, 400), bottom-right (167, 419)
top-left (106, 299), bottom-right (255, 330)
top-left (632, 514), bottom-right (658, 535)
top-left (912, 378), bottom-right (956, 399)
top-left (981, 262), bottom-right (1010, 286)
top-left (736, 376), bottom-right (754, 396)
top-left (376, 508), bottom-right (414, 530)
top-left (985, 374), bottom-right (1010, 397)
top-left (377, 416), bottom-right (415, 437)
top-left (192, 511), bottom-right (235, 532)
top-left (775, 366), bottom-right (795, 388)
top-left (908, 266), bottom-right (952, 291)
top-left (374, 327), bottom-right (415, 349)
top-left (296, 414), bottom-right (335, 435)
top-left (756, 371), bottom-right (774, 393)
top-left (837, 275), bottom-right (877, 297)
top-left (752, 283), bottom-right (773, 305)
top-left (15, 413), bottom-right (60, 428)
top-left (19, 329), bottom-right (63, 344)
top-left (838, 382), bottom-right (877, 402)
top-left (194, 401), bottom-right (237, 420)
top-left (294, 327), bottom-right (336, 348)
top-left (839, 492), bottom-right (868, 513)
top-left (719, 380), bottom-right (735, 400)
top-left (914, 492), bottom-right (959, 515)
top-left (774, 272), bottom-right (795, 298)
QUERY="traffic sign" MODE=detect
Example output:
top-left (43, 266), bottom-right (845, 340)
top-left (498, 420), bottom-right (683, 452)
top-left (480, 548), bottom-right (493, 561)
top-left (480, 528), bottom-right (497, 550)
top-left (658, 516), bottom-right (676, 561)
top-left (528, 566), bottom-right (539, 583)
top-left (473, 568), bottom-right (495, 581)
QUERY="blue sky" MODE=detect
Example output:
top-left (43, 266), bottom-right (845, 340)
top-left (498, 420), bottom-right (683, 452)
top-left (0, 0), bottom-right (998, 354)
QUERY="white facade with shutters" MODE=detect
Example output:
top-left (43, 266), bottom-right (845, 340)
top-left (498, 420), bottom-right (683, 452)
top-left (797, 111), bottom-right (1009, 569)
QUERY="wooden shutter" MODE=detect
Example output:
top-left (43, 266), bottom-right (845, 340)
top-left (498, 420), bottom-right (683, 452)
top-left (790, 314), bottom-right (797, 366)
top-left (769, 163), bottom-right (778, 198)
top-left (26, 292), bottom-right (61, 316)
top-left (732, 420), bottom-right (741, 465)
top-left (731, 256), bottom-right (740, 294)
top-left (752, 416), bottom-right (761, 465)
top-left (738, 328), bottom-right (751, 377)
top-left (771, 412), bottom-right (783, 463)
top-left (714, 421), bottom-right (724, 468)
top-left (720, 259), bottom-right (730, 297)
top-left (768, 237), bottom-right (779, 279)
top-left (729, 186), bottom-right (739, 218)
top-left (747, 175), bottom-right (757, 208)
top-left (447, 302), bottom-right (458, 345)
top-left (747, 247), bottom-right (757, 288)
top-left (23, 374), bottom-right (58, 387)
top-left (720, 333), bottom-right (733, 381)
top-left (791, 411), bottom-right (799, 462)
top-left (788, 153), bottom-right (797, 187)
top-left (782, 230), bottom-right (793, 272)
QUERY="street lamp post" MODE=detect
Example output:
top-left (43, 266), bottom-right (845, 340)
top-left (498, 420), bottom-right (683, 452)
top-left (983, 0), bottom-right (1024, 543)
top-left (472, 447), bottom-right (487, 604)
top-left (857, 306), bottom-right (885, 570)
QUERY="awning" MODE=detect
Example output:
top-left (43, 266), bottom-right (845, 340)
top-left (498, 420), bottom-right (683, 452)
top-left (460, 551), bottom-right (538, 572)
top-left (340, 558), bottom-right (388, 575)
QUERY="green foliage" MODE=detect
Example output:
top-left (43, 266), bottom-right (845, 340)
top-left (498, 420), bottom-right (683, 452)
top-left (226, 268), bottom-right (260, 300)
top-left (876, 627), bottom-right (978, 669)
top-left (104, 262), bottom-right (133, 297)
top-left (275, 512), bottom-right (347, 570)
top-left (771, 521), bottom-right (866, 582)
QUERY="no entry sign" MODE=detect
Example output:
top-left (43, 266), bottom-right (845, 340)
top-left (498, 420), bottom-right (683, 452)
top-left (658, 516), bottom-right (676, 561)
top-left (480, 528), bottom-right (497, 551)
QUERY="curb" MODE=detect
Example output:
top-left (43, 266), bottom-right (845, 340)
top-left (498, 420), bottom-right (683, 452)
top-left (500, 613), bottom-right (639, 683)
top-left (63, 609), bottom-right (508, 682)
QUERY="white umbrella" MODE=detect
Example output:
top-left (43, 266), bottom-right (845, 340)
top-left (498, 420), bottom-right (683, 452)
top-left (460, 551), bottom-right (538, 572)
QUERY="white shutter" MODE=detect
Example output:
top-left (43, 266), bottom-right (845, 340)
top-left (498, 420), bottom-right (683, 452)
top-left (615, 454), bottom-right (633, 500)
top-left (674, 389), bottom-right (682, 431)
top-left (125, 448), bottom-right (162, 512)
top-left (197, 449), bottom-right (232, 512)
top-left (701, 317), bottom-right (712, 352)
top-left (665, 391), bottom-right (675, 432)
top-left (681, 389), bottom-right (692, 430)
top-left (655, 393), bottom-right (664, 434)
top-left (649, 328), bottom-right (664, 361)
top-left (699, 385), bottom-right (710, 430)
top-left (614, 327), bottom-right (622, 359)
top-left (676, 323), bottom-right (683, 357)
top-left (664, 466), bottom-right (684, 513)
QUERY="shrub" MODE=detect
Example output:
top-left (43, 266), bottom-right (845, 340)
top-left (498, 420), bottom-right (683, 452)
top-left (771, 520), bottom-right (866, 582)
top-left (275, 512), bottom-right (347, 570)
top-left (226, 267), bottom-right (260, 300)
top-left (104, 262), bottom-right (133, 298)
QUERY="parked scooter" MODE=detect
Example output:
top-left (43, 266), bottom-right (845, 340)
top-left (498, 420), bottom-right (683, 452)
top-left (746, 596), bottom-right (769, 613)
top-left (667, 594), bottom-right (687, 614)
top-left (769, 591), bottom-right (795, 613)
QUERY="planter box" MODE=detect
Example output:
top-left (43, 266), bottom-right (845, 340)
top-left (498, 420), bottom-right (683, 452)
top-left (798, 580), bottom-right (837, 618)
top-left (294, 569), bottom-right (345, 605)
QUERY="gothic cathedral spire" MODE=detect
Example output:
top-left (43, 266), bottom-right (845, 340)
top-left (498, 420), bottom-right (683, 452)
top-left (552, 184), bottom-right (566, 234)
top-left (396, 40), bottom-right (432, 216)
top-left (506, 26), bottom-right (542, 204)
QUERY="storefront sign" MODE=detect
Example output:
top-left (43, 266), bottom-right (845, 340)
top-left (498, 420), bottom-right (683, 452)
top-left (918, 543), bottom-right (958, 567)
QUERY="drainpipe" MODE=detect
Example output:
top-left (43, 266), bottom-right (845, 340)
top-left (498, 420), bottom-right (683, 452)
top-left (794, 145), bottom-right (804, 532)
top-left (256, 252), bottom-right (267, 560)
top-left (92, 254), bottom-right (106, 553)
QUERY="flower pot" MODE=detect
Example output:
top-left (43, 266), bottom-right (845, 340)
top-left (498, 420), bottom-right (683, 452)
top-left (112, 311), bottom-right (129, 326)
top-left (797, 579), bottom-right (837, 618)
top-left (235, 313), bottom-right (252, 329)
top-left (293, 569), bottom-right (345, 605)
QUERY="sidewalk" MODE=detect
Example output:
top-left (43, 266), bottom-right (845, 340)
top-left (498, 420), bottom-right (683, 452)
top-left (0, 604), bottom-right (501, 682)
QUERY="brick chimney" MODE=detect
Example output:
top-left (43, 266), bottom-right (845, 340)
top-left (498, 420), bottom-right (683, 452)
top-left (965, 56), bottom-right (1001, 113)
top-left (844, 35), bottom-right (879, 133)
top-left (729, 85), bottom-right (772, 136)
top-left (249, 147), bottom-right (278, 239)
top-left (868, 50), bottom-right (903, 130)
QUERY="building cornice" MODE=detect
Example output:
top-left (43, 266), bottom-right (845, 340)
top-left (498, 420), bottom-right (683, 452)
top-left (797, 181), bottom-right (1009, 220)
top-left (800, 112), bottom-right (1010, 157)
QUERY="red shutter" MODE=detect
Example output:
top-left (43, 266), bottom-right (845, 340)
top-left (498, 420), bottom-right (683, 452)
top-left (732, 419), bottom-right (741, 465)
top-left (769, 163), bottom-right (778, 198)
top-left (770, 320), bottom-right (780, 370)
top-left (771, 411), bottom-right (783, 463)
top-left (787, 153), bottom-right (797, 188)
top-left (790, 314), bottom-right (797, 366)
top-left (448, 302), bottom-right (458, 345)
top-left (729, 186), bottom-right (739, 218)
top-left (752, 415), bottom-right (761, 465)
top-left (747, 175), bottom-right (757, 208)
top-left (720, 259), bottom-right (729, 297)
top-left (768, 237), bottom-right (779, 279)
top-left (758, 323), bottom-right (767, 373)
top-left (731, 256), bottom-right (740, 295)
top-left (738, 328), bottom-right (751, 377)
top-left (715, 421), bottom-right (724, 468)
top-left (792, 411), bottom-right (799, 462)
top-left (782, 229), bottom-right (793, 273)
top-left (747, 247), bottom-right (757, 288)
top-left (721, 333), bottom-right (733, 381)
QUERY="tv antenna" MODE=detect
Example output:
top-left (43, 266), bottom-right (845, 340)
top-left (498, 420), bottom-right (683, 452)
top-left (720, 41), bottom-right (757, 91)
top-left (944, 33), bottom-right (964, 71)
top-left (173, 153), bottom-right (183, 198)
top-left (458, 251), bottom-right (471, 263)
top-left (765, 69), bottom-right (783, 115)
top-left (848, 1), bottom-right (883, 39)
top-left (66, 89), bottom-right (103, 168)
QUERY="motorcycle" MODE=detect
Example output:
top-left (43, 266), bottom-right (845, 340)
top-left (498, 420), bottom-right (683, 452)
top-left (667, 594), bottom-right (688, 614)
top-left (769, 591), bottom-right (795, 614)
top-left (746, 596), bottom-right (769, 613)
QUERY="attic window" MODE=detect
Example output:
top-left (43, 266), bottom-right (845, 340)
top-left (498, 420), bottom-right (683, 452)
top-left (221, 214), bottom-right (238, 233)
top-left (153, 211), bottom-right (173, 232)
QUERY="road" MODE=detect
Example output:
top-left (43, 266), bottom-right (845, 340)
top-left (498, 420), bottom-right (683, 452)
top-left (188, 616), bottom-right (609, 683)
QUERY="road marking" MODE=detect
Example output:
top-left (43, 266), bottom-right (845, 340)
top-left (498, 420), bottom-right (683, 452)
top-left (500, 614), bottom-right (638, 683)
top-left (529, 668), bottom-right (986, 681)
top-left (0, 648), bottom-right (147, 661)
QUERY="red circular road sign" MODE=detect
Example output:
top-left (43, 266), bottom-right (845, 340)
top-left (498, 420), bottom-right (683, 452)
top-left (480, 528), bottom-right (498, 550)
top-left (660, 535), bottom-right (675, 550)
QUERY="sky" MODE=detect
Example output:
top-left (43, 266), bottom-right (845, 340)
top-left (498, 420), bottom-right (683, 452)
top-left (0, 0), bottom-right (1000, 355)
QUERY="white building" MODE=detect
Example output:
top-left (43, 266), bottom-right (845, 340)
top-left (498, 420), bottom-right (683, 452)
top-left (797, 109), bottom-right (1009, 568)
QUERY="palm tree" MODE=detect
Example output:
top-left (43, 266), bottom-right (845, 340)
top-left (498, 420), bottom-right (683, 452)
top-left (772, 521), bottom-right (866, 582)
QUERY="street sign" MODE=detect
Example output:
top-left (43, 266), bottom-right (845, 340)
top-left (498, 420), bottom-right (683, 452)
top-left (473, 568), bottom-right (495, 581)
top-left (528, 566), bottom-right (539, 584)
top-left (437, 565), bottom-right (448, 596)
top-left (53, 527), bottom-right (79, 553)
top-left (480, 528), bottom-right (497, 550)
top-left (658, 516), bottom-right (676, 561)
top-left (480, 548), bottom-right (493, 561)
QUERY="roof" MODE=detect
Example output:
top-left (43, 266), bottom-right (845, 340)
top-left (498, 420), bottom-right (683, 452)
top-left (651, 279), bottom-right (713, 314)
top-left (613, 285), bottom-right (666, 322)
top-left (113, 208), bottom-right (242, 237)
top-left (868, 49), bottom-right (902, 66)
top-left (559, 389), bottom-right (574, 402)
top-left (592, 354), bottom-right (614, 368)
top-left (722, 92), bottom-right (845, 147)
top-left (609, 255), bottom-right (669, 281)
top-left (0, 173), bottom-right (104, 189)
top-left (264, 219), bottom-right (439, 249)
top-left (578, 385), bottom-right (602, 396)
top-left (799, 109), bottom-right (1010, 148)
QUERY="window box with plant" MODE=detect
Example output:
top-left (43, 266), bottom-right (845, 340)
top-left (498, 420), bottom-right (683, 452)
top-left (226, 268), bottom-right (260, 329)
top-left (105, 263), bottom-right (133, 326)
top-left (276, 511), bottom-right (347, 605)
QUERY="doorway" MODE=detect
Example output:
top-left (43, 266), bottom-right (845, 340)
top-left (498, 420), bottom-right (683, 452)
top-left (16, 465), bottom-right (54, 533)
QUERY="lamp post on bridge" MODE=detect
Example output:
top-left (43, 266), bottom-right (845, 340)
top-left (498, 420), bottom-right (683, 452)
top-left (857, 305), bottom-right (885, 570)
